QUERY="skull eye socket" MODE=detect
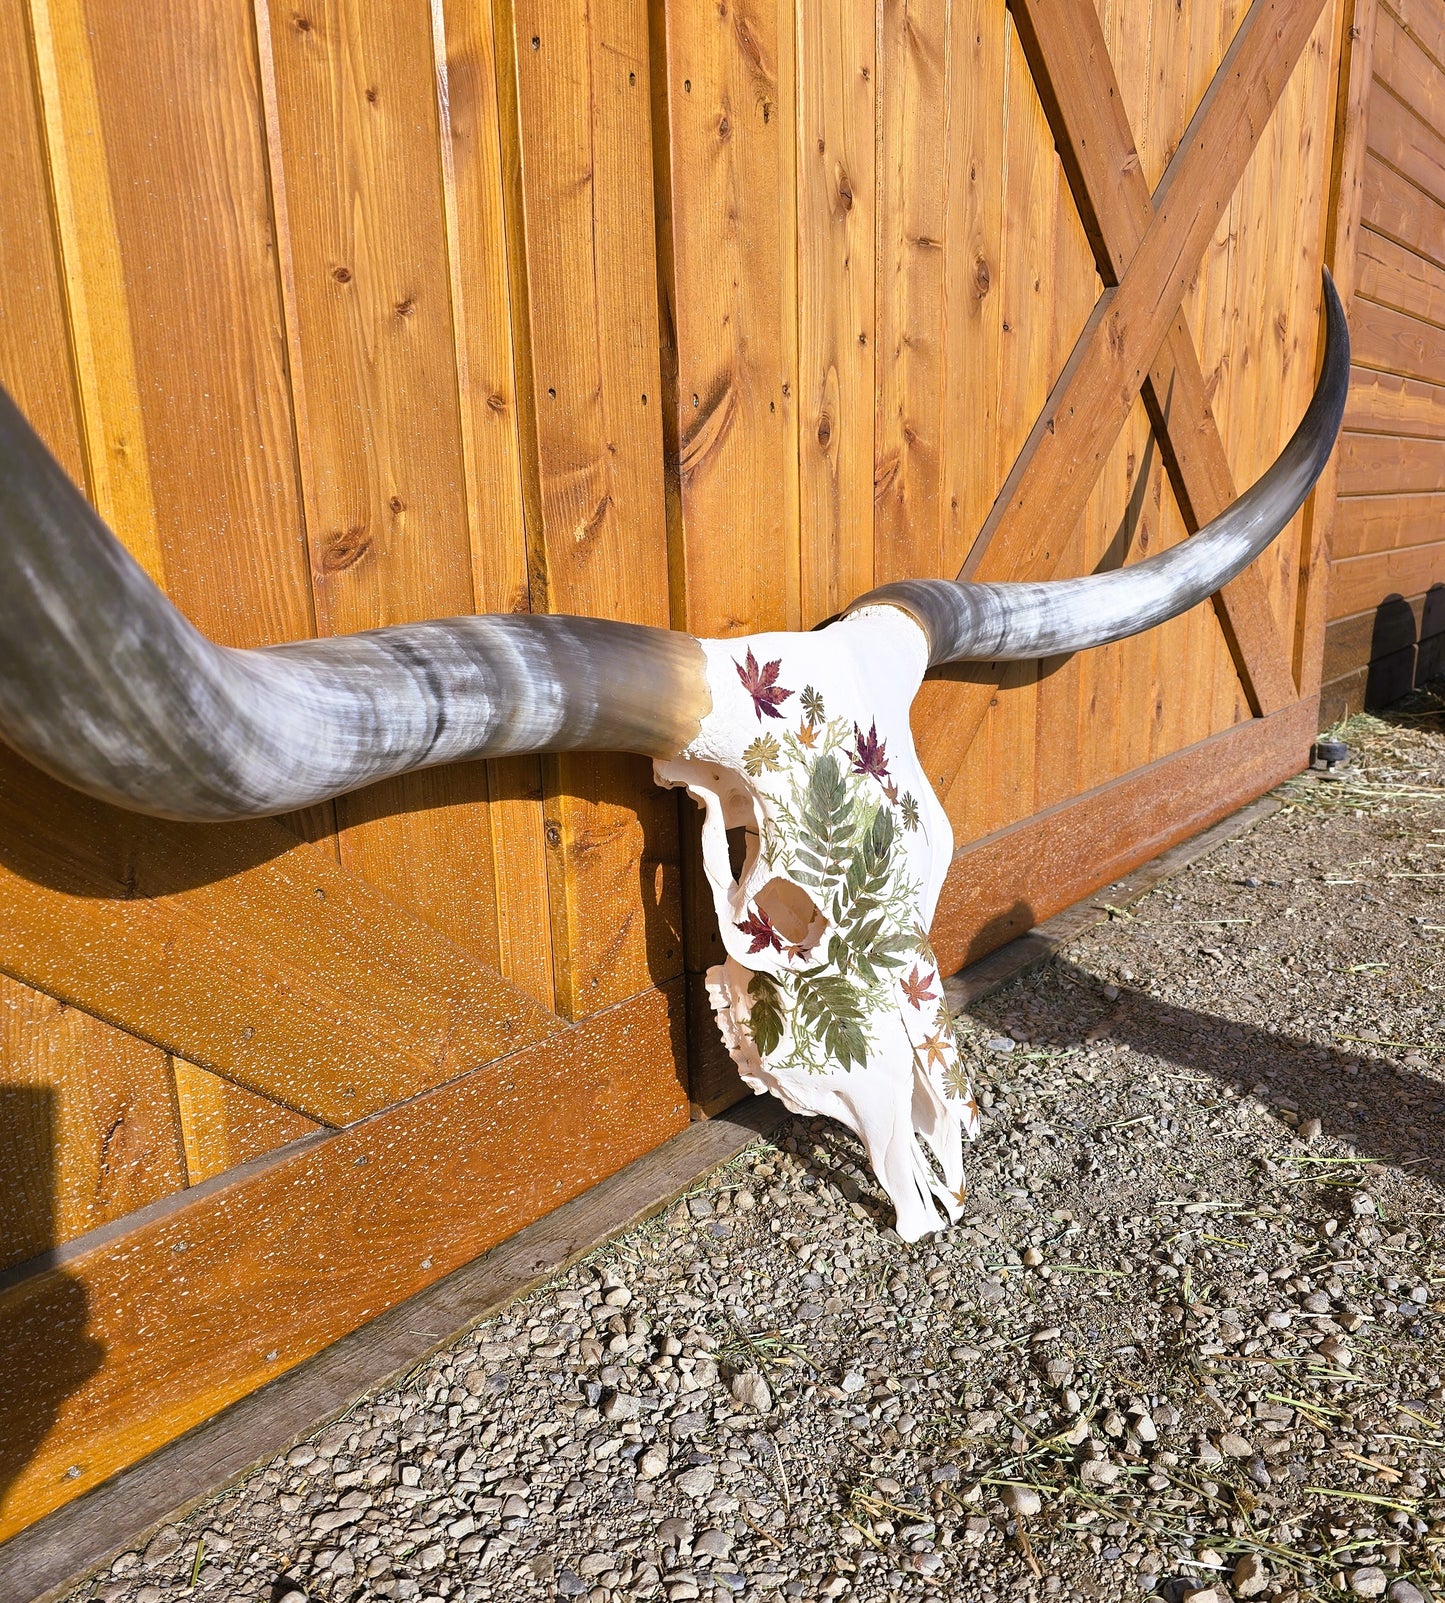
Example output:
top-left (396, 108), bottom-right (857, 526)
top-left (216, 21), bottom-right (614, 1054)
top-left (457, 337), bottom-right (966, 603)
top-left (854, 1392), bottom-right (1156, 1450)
top-left (753, 875), bottom-right (825, 946)
top-left (725, 824), bottom-right (751, 883)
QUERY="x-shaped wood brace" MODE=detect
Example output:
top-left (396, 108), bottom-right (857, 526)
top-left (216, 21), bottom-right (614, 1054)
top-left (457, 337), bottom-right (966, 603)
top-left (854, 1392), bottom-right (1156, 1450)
top-left (931, 0), bottom-right (1334, 807)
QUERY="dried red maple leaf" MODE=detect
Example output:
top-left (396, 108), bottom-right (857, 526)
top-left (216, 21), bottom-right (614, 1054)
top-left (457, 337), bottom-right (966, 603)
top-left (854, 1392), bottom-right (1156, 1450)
top-left (735, 649), bottom-right (794, 721)
top-left (737, 907), bottom-right (784, 954)
top-left (849, 720), bottom-right (891, 782)
top-left (900, 963), bottom-right (938, 1010)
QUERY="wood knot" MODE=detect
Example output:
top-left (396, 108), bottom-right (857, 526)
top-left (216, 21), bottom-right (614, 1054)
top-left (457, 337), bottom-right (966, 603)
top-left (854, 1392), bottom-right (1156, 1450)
top-left (833, 165), bottom-right (854, 217)
top-left (395, 295), bottom-right (416, 318)
top-left (487, 391), bottom-right (507, 413)
top-left (321, 526), bottom-right (370, 573)
top-left (718, 114), bottom-right (732, 141)
top-left (973, 256), bottom-right (991, 297)
top-left (293, 13), bottom-right (312, 31)
top-left (389, 495), bottom-right (405, 514)
top-left (816, 412), bottom-right (833, 450)
top-left (332, 266), bottom-right (352, 283)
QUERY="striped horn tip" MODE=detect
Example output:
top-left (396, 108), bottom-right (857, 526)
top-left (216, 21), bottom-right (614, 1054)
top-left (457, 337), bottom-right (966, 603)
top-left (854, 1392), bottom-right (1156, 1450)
top-left (0, 384), bottom-right (709, 822)
top-left (850, 268), bottom-right (1350, 668)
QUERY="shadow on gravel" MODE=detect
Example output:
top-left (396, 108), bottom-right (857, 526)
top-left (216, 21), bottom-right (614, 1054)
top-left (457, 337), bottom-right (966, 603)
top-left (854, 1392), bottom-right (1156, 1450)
top-left (1003, 959), bottom-right (1445, 1192)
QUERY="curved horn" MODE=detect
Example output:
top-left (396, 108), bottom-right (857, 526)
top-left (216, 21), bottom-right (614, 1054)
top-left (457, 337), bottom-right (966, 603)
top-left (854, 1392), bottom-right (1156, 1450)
top-left (851, 269), bottom-right (1349, 666)
top-left (0, 273), bottom-right (1346, 824)
top-left (0, 387), bottom-right (709, 821)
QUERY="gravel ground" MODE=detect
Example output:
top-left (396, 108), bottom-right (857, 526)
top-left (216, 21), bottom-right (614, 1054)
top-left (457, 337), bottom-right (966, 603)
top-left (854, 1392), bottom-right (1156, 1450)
top-left (70, 692), bottom-right (1445, 1603)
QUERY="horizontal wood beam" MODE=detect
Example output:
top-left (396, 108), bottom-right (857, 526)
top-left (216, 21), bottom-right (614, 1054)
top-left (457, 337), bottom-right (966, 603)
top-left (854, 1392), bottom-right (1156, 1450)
top-left (0, 749), bottom-right (562, 1126)
top-left (1008, 0), bottom-right (1300, 717)
top-left (929, 696), bottom-right (1320, 977)
top-left (0, 983), bottom-right (688, 1542)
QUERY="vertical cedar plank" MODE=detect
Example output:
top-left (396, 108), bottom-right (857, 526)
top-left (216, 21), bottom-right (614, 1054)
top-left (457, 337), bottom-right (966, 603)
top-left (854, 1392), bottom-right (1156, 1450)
top-left (874, 0), bottom-right (948, 584)
top-left (796, 0), bottom-right (875, 624)
top-left (0, 0), bottom-right (85, 483)
top-left (500, 0), bottom-right (681, 1017)
top-left (171, 1061), bottom-right (323, 1186)
top-left (0, 975), bottom-right (187, 1274)
top-left (436, 0), bottom-right (556, 1003)
top-left (939, 0), bottom-right (1007, 569)
top-left (653, 0), bottom-right (801, 636)
top-left (24, 0), bottom-right (164, 585)
top-left (257, 0), bottom-right (505, 966)
top-left (650, 0), bottom-right (799, 1104)
top-left (31, 0), bottom-right (317, 646)
top-left (906, 0), bottom-right (1008, 829)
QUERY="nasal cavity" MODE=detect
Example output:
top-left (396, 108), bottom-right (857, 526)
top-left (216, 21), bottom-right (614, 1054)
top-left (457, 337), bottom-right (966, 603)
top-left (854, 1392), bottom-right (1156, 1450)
top-left (754, 875), bottom-right (824, 945)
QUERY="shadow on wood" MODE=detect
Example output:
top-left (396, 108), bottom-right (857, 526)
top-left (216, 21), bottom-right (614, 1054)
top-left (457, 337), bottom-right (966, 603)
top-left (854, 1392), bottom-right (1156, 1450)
top-left (1320, 583), bottom-right (1445, 725)
top-left (0, 1087), bottom-right (104, 1526)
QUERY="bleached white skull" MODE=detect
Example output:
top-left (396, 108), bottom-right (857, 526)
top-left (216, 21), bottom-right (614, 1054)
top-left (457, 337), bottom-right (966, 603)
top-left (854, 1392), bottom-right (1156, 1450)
top-left (654, 608), bottom-right (981, 1241)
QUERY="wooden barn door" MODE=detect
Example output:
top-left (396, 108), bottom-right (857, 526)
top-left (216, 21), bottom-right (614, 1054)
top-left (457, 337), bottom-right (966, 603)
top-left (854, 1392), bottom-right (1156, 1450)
top-left (1, 0), bottom-right (1354, 1544)
top-left (0, 0), bottom-right (689, 1541)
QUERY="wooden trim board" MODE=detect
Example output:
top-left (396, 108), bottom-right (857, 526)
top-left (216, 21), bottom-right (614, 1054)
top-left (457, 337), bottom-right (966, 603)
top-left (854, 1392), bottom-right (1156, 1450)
top-left (943, 793), bottom-right (1283, 1009)
top-left (0, 765), bottom-right (1306, 1603)
top-left (929, 696), bottom-right (1319, 977)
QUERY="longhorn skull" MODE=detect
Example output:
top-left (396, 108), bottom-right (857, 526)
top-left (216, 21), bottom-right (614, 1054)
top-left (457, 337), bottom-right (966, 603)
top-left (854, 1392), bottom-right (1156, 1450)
top-left (0, 277), bottom-right (1348, 1238)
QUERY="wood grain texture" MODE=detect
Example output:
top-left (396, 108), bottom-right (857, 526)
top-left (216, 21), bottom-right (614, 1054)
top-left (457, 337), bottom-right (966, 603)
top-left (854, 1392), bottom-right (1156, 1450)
top-left (929, 696), bottom-right (1320, 976)
top-left (1352, 293), bottom-right (1445, 380)
top-left (1384, 0), bottom-right (1445, 66)
top-left (436, 0), bottom-right (556, 1007)
top-left (1333, 488), bottom-right (1445, 554)
top-left (32, 0), bottom-right (320, 645)
top-left (652, 0), bottom-right (801, 636)
top-left (0, 976), bottom-right (186, 1275)
top-left (1339, 429), bottom-right (1445, 489)
top-left (23, 0), bottom-right (164, 587)
top-left (1329, 533), bottom-right (1445, 613)
top-left (796, 0), bottom-right (875, 623)
top-left (1345, 363), bottom-right (1445, 433)
top-left (1361, 149), bottom-right (1445, 267)
top-left (256, 0), bottom-right (509, 964)
top-left (498, 0), bottom-right (681, 1018)
top-left (170, 1061), bottom-right (323, 1187)
top-left (0, 747), bottom-right (559, 1126)
top-left (1370, 22), bottom-right (1445, 205)
top-left (0, 982), bottom-right (688, 1541)
top-left (0, 1098), bottom-right (784, 1603)
top-left (873, 0), bottom-right (948, 586)
top-left (0, 0), bottom-right (85, 486)
top-left (960, 0), bottom-right (1331, 584)
top-left (937, 0), bottom-right (1008, 573)
top-left (1009, 0), bottom-right (1298, 716)
top-left (1356, 229), bottom-right (1445, 324)
top-left (921, 0), bottom-right (1332, 816)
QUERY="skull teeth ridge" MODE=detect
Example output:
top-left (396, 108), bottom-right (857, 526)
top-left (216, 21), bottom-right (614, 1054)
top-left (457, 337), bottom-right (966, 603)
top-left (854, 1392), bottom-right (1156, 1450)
top-left (655, 608), bottom-right (981, 1241)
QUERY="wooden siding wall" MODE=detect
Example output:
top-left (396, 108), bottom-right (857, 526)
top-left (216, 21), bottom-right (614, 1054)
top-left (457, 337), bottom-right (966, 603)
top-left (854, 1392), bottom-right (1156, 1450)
top-left (0, 0), bottom-right (1348, 1540)
top-left (1322, 0), bottom-right (1445, 718)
